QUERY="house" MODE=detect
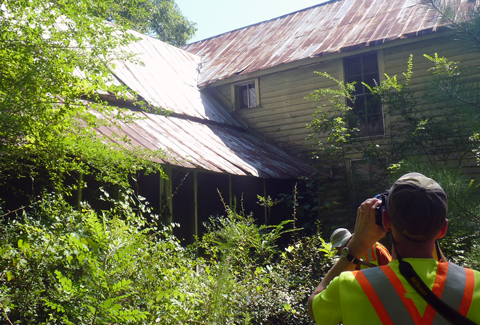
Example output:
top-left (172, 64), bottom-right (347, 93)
top-left (91, 28), bottom-right (316, 243)
top-left (178, 0), bottom-right (480, 229)
top-left (89, 0), bottom-right (479, 239)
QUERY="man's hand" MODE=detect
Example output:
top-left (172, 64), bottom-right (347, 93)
top-left (308, 198), bottom-right (388, 322)
top-left (348, 198), bottom-right (387, 258)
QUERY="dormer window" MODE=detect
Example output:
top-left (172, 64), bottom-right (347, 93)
top-left (239, 82), bottom-right (256, 108)
top-left (232, 78), bottom-right (260, 110)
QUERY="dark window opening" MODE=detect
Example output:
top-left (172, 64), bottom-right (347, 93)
top-left (344, 53), bottom-right (383, 136)
top-left (239, 82), bottom-right (256, 109)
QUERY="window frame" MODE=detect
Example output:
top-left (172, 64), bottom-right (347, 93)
top-left (343, 52), bottom-right (385, 137)
top-left (231, 78), bottom-right (260, 110)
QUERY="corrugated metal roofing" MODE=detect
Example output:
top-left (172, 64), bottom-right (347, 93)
top-left (112, 30), bottom-right (243, 127)
top-left (103, 30), bottom-right (314, 178)
top-left (183, 0), bottom-right (475, 87)
top-left (95, 109), bottom-right (314, 178)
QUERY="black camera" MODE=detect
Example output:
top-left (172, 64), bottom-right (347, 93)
top-left (373, 191), bottom-right (389, 227)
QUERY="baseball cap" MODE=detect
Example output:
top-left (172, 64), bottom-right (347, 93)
top-left (387, 172), bottom-right (448, 241)
top-left (330, 228), bottom-right (352, 248)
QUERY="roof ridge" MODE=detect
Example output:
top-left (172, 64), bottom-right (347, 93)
top-left (183, 0), bottom-right (339, 46)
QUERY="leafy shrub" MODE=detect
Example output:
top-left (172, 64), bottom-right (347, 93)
top-left (0, 194), bottom-right (197, 324)
top-left (196, 209), bottom-right (335, 324)
top-left (0, 194), bottom-right (334, 324)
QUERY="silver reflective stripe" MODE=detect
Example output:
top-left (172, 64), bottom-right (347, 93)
top-left (362, 267), bottom-right (416, 325)
top-left (363, 263), bottom-right (468, 325)
top-left (432, 263), bottom-right (467, 324)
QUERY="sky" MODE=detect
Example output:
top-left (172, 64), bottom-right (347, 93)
top-left (175, 0), bottom-right (330, 44)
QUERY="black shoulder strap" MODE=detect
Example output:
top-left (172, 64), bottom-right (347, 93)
top-left (398, 259), bottom-right (476, 325)
top-left (390, 233), bottom-right (476, 325)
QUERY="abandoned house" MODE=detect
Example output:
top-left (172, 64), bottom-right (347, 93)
top-left (85, 0), bottom-right (479, 240)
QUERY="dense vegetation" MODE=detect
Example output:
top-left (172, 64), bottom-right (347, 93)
top-left (0, 193), bottom-right (334, 324)
top-left (0, 0), bottom-right (176, 204)
top-left (120, 0), bottom-right (197, 46)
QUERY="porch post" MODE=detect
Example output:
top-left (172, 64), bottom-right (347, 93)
top-left (159, 165), bottom-right (173, 224)
top-left (194, 170), bottom-right (198, 239)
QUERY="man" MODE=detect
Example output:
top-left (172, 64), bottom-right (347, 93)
top-left (330, 227), bottom-right (391, 269)
top-left (308, 172), bottom-right (480, 324)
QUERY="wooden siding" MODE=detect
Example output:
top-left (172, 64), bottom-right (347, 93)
top-left (218, 60), bottom-right (341, 155)
top-left (211, 36), bottom-right (480, 165)
top-left (384, 36), bottom-right (480, 173)
top-left (208, 35), bottom-right (480, 227)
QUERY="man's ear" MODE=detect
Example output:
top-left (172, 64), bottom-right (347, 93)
top-left (382, 210), bottom-right (392, 231)
top-left (436, 219), bottom-right (448, 239)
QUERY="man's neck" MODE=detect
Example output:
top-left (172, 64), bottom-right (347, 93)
top-left (391, 232), bottom-right (435, 259)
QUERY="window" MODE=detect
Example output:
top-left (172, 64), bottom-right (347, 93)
top-left (239, 82), bottom-right (256, 109)
top-left (232, 79), bottom-right (259, 110)
top-left (344, 52), bottom-right (383, 136)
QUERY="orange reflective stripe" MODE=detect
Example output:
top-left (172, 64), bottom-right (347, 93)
top-left (364, 245), bottom-right (376, 263)
top-left (382, 266), bottom-right (424, 324)
top-left (375, 243), bottom-right (392, 266)
top-left (354, 270), bottom-right (395, 325)
top-left (432, 263), bottom-right (471, 324)
top-left (356, 263), bottom-right (474, 325)
top-left (423, 262), bottom-right (449, 324)
top-left (359, 267), bottom-right (416, 324)
top-left (377, 245), bottom-right (391, 259)
top-left (459, 268), bottom-right (475, 316)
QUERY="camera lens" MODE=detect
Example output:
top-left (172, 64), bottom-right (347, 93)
top-left (373, 192), bottom-right (388, 227)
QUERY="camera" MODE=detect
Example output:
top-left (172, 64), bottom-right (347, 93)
top-left (373, 191), bottom-right (389, 227)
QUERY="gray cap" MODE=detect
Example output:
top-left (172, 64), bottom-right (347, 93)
top-left (388, 172), bottom-right (447, 241)
top-left (330, 228), bottom-right (352, 248)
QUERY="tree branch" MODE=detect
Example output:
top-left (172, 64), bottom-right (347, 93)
top-left (0, 301), bottom-right (14, 325)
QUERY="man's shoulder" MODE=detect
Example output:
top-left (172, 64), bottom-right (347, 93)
top-left (452, 262), bottom-right (480, 277)
top-left (442, 261), bottom-right (480, 274)
top-left (347, 264), bottom-right (391, 281)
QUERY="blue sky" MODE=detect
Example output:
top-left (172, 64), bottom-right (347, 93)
top-left (175, 0), bottom-right (330, 43)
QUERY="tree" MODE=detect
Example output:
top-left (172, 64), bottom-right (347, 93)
top-left (0, 0), bottom-right (167, 209)
top-left (120, 0), bottom-right (197, 47)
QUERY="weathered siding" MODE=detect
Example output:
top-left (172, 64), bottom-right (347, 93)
top-left (383, 36), bottom-right (480, 177)
top-left (209, 35), bottom-right (480, 229)
top-left (216, 60), bottom-right (341, 156)
top-left (216, 35), bottom-right (480, 166)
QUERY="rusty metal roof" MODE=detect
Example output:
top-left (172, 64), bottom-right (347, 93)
top-left (183, 0), bottom-right (471, 87)
top-left (112, 31), bottom-right (244, 127)
top-left (101, 30), bottom-right (314, 178)
top-left (95, 109), bottom-right (314, 178)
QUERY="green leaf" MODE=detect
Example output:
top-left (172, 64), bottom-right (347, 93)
top-left (85, 304), bottom-right (96, 314)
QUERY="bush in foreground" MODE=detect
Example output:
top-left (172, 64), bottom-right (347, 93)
top-left (0, 194), bottom-right (334, 324)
